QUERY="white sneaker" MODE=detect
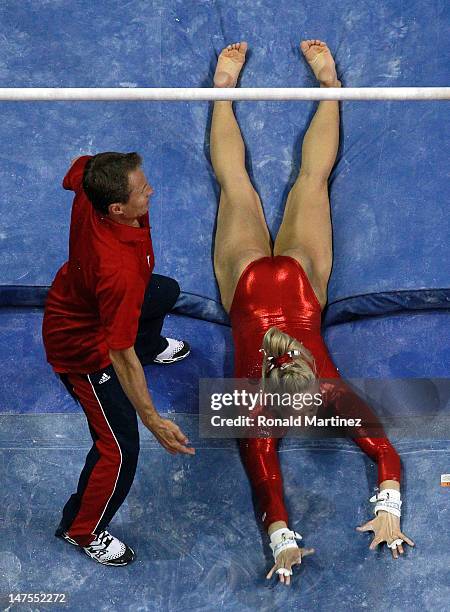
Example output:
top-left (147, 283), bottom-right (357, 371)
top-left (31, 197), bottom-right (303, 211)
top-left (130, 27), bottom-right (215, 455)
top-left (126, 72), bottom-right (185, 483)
top-left (83, 530), bottom-right (135, 566)
top-left (71, 529), bottom-right (135, 565)
top-left (56, 527), bottom-right (135, 566)
top-left (153, 338), bottom-right (190, 364)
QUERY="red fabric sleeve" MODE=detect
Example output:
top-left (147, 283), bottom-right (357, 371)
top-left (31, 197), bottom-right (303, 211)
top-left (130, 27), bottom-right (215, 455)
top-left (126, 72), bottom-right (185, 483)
top-left (62, 155), bottom-right (92, 193)
top-left (95, 268), bottom-right (145, 351)
top-left (239, 437), bottom-right (289, 529)
top-left (320, 380), bottom-right (401, 483)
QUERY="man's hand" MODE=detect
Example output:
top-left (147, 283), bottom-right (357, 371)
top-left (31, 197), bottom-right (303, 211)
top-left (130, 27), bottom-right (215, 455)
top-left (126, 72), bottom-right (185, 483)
top-left (143, 414), bottom-right (195, 456)
top-left (109, 346), bottom-right (195, 456)
top-left (266, 546), bottom-right (314, 586)
top-left (357, 512), bottom-right (414, 559)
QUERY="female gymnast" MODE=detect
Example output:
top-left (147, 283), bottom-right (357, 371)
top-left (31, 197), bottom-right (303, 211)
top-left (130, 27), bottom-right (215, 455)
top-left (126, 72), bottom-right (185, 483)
top-left (210, 40), bottom-right (414, 585)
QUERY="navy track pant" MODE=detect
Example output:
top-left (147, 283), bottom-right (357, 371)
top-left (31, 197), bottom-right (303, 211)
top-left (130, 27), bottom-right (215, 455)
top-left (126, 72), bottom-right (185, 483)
top-left (57, 274), bottom-right (179, 546)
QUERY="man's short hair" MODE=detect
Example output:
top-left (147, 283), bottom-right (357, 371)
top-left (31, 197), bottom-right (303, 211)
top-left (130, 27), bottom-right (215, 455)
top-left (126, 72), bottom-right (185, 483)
top-left (83, 152), bottom-right (143, 215)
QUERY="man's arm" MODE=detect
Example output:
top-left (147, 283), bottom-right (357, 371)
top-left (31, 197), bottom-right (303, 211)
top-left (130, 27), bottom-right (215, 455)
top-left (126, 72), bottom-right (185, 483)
top-left (109, 346), bottom-right (195, 455)
top-left (63, 155), bottom-right (91, 192)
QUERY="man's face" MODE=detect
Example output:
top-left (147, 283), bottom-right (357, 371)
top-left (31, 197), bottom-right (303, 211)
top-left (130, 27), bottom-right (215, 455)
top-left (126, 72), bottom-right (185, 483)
top-left (122, 167), bottom-right (154, 219)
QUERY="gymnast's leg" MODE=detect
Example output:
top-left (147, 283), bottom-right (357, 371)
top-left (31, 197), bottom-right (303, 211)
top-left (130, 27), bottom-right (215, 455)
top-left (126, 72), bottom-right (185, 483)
top-left (211, 42), bottom-right (286, 533)
top-left (211, 42), bottom-right (272, 313)
top-left (274, 40), bottom-right (341, 309)
top-left (273, 42), bottom-right (414, 560)
top-left (246, 41), bottom-right (342, 584)
top-left (211, 43), bottom-right (307, 584)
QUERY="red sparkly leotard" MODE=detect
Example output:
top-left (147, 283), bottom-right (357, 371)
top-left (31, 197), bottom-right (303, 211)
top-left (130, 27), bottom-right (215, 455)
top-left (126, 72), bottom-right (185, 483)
top-left (229, 255), bottom-right (401, 529)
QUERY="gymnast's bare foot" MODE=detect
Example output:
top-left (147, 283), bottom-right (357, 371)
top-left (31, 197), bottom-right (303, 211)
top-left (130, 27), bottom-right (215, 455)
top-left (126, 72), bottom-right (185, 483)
top-left (300, 40), bottom-right (341, 87)
top-left (214, 41), bottom-right (248, 88)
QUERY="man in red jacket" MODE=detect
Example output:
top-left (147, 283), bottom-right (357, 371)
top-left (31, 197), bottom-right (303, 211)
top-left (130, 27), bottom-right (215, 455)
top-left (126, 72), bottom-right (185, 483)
top-left (43, 152), bottom-right (194, 566)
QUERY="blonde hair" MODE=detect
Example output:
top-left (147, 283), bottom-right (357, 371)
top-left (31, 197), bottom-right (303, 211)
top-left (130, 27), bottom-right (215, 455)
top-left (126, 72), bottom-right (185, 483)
top-left (261, 326), bottom-right (316, 393)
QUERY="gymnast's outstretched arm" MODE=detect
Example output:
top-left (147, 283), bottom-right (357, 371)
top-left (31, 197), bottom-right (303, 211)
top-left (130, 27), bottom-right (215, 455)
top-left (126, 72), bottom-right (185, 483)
top-left (321, 380), bottom-right (414, 558)
top-left (238, 437), bottom-right (314, 585)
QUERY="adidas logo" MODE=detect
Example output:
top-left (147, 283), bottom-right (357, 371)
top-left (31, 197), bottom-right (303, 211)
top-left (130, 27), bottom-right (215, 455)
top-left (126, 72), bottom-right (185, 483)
top-left (99, 372), bottom-right (111, 384)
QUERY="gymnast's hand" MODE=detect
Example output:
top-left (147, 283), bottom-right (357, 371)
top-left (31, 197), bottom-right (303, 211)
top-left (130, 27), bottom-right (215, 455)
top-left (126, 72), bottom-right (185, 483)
top-left (266, 546), bottom-right (314, 586)
top-left (145, 414), bottom-right (195, 456)
top-left (356, 512), bottom-right (414, 559)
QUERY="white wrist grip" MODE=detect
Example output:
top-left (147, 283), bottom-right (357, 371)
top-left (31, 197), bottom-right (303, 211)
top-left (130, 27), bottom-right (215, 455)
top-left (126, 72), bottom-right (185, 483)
top-left (369, 488), bottom-right (402, 518)
top-left (269, 528), bottom-right (302, 562)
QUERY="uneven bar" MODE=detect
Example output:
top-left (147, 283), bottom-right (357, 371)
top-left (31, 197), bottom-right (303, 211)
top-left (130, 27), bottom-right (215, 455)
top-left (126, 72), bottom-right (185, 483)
top-left (0, 87), bottom-right (448, 101)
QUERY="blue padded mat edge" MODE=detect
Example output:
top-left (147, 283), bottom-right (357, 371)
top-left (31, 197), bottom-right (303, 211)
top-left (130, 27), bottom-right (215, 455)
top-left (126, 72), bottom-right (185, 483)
top-left (2, 285), bottom-right (450, 327)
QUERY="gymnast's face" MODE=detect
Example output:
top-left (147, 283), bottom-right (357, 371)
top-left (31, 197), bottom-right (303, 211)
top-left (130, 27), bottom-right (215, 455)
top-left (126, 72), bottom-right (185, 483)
top-left (122, 167), bottom-right (154, 219)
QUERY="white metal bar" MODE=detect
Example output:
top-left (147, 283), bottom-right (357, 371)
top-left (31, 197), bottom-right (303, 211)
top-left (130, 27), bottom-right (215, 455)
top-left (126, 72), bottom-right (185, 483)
top-left (0, 87), bottom-right (448, 101)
